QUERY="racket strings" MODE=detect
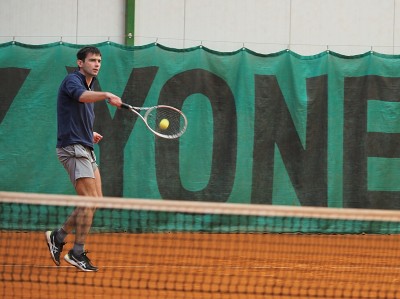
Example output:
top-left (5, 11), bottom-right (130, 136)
top-left (146, 107), bottom-right (186, 137)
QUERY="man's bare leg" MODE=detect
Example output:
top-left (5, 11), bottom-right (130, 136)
top-left (62, 168), bottom-right (102, 244)
top-left (44, 169), bottom-right (101, 269)
top-left (61, 168), bottom-right (102, 271)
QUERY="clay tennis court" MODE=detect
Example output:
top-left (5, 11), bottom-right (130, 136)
top-left (2, 231), bottom-right (400, 299)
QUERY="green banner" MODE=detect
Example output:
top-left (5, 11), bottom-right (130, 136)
top-left (2, 42), bottom-right (400, 209)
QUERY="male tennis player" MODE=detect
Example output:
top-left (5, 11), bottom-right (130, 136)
top-left (45, 46), bottom-right (122, 272)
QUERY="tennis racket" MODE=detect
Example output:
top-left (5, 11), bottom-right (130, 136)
top-left (120, 102), bottom-right (188, 139)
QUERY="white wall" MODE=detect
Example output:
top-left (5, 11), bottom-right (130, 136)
top-left (135, 0), bottom-right (400, 55)
top-left (0, 0), bottom-right (125, 45)
top-left (1, 0), bottom-right (400, 55)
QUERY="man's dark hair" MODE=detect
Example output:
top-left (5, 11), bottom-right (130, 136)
top-left (76, 46), bottom-right (101, 61)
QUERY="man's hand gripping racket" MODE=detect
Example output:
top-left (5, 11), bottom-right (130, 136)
top-left (120, 102), bottom-right (188, 139)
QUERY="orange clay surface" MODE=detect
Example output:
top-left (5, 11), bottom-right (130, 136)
top-left (1, 231), bottom-right (400, 299)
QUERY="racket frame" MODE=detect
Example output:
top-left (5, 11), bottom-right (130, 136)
top-left (121, 103), bottom-right (187, 139)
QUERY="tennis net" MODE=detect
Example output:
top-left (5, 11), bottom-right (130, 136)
top-left (1, 191), bottom-right (400, 299)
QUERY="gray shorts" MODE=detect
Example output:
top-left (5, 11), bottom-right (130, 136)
top-left (56, 144), bottom-right (98, 187)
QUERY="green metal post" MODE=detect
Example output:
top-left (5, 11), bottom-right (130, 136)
top-left (125, 0), bottom-right (135, 46)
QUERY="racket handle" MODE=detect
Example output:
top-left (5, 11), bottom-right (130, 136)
top-left (121, 103), bottom-right (132, 109)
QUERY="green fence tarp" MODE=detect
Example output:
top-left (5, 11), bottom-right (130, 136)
top-left (2, 42), bottom-right (400, 211)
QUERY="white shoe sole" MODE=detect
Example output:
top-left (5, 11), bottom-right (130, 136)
top-left (64, 253), bottom-right (98, 272)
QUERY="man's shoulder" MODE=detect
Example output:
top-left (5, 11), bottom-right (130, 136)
top-left (64, 70), bottom-right (82, 81)
top-left (60, 71), bottom-right (84, 88)
top-left (58, 70), bottom-right (86, 100)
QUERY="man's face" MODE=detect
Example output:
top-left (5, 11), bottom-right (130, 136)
top-left (78, 53), bottom-right (101, 77)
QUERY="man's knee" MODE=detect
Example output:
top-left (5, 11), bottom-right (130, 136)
top-left (75, 177), bottom-right (99, 196)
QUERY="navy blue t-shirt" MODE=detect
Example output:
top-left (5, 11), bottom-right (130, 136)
top-left (56, 70), bottom-right (96, 149)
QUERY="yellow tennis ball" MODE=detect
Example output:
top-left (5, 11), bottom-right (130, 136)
top-left (159, 118), bottom-right (169, 130)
